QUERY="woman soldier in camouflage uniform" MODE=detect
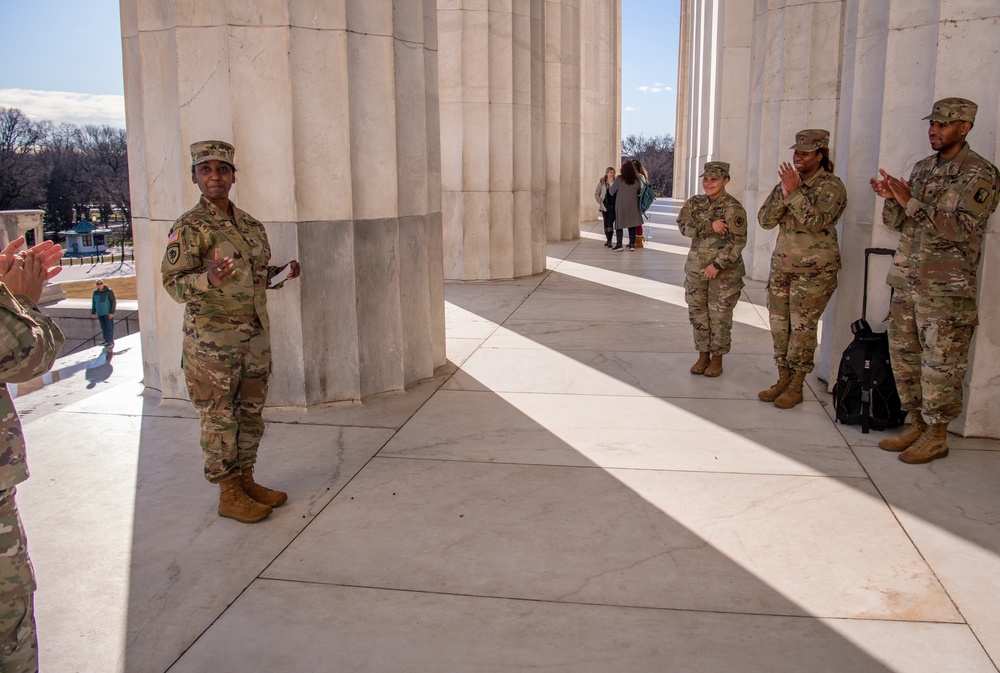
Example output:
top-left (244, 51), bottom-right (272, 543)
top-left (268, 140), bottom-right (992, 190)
top-left (162, 141), bottom-right (301, 523)
top-left (757, 130), bottom-right (847, 409)
top-left (676, 161), bottom-right (748, 377)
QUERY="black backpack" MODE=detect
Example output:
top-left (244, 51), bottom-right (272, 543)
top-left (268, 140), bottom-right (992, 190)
top-left (832, 318), bottom-right (905, 432)
top-left (831, 248), bottom-right (906, 433)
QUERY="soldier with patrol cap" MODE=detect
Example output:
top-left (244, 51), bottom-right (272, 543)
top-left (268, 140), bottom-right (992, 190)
top-left (162, 140), bottom-right (301, 523)
top-left (871, 97), bottom-right (1000, 464)
top-left (758, 129), bottom-right (847, 408)
top-left (676, 161), bottom-right (748, 377)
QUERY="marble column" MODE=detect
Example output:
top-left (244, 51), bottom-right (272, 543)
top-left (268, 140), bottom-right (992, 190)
top-left (673, 0), bottom-right (753, 202)
top-left (741, 0), bottom-right (845, 281)
top-left (121, 0), bottom-right (445, 405)
top-left (438, 0), bottom-right (547, 281)
top-left (578, 0), bottom-right (622, 224)
top-left (545, 0), bottom-right (582, 242)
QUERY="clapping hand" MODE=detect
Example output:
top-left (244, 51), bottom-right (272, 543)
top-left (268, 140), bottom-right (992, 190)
top-left (870, 169), bottom-right (911, 204)
top-left (0, 238), bottom-right (63, 303)
top-left (779, 162), bottom-right (801, 198)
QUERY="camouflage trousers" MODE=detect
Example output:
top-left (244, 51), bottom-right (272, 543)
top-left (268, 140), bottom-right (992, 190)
top-left (182, 315), bottom-right (272, 483)
top-left (685, 269), bottom-right (744, 355)
top-left (766, 268), bottom-right (838, 373)
top-left (889, 292), bottom-right (977, 425)
top-left (0, 488), bottom-right (37, 673)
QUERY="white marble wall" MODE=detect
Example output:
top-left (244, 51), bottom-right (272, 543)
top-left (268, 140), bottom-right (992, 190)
top-left (122, 0), bottom-right (445, 405)
top-left (438, 0), bottom-right (547, 281)
top-left (578, 0), bottom-right (622, 224)
top-left (675, 0), bottom-right (1000, 436)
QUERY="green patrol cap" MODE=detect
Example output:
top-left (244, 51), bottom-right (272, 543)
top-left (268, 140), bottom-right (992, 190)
top-left (922, 97), bottom-right (977, 124)
top-left (190, 140), bottom-right (236, 168)
top-left (790, 129), bottom-right (830, 152)
top-left (699, 161), bottom-right (730, 179)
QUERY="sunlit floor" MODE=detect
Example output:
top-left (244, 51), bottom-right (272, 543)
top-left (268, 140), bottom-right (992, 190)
top-left (18, 201), bottom-right (1000, 672)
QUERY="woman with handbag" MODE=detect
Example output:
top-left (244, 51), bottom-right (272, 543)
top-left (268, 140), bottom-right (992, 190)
top-left (594, 167), bottom-right (616, 248)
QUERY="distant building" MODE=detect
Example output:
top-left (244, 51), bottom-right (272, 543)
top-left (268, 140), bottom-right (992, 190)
top-left (60, 220), bottom-right (111, 255)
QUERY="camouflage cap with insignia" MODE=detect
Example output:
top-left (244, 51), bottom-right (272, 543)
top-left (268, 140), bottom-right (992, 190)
top-left (922, 97), bottom-right (977, 124)
top-left (190, 140), bottom-right (236, 169)
top-left (699, 161), bottom-right (730, 179)
top-left (789, 129), bottom-right (830, 152)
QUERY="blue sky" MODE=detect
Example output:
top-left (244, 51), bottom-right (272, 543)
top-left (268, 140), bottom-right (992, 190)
top-left (0, 0), bottom-right (678, 138)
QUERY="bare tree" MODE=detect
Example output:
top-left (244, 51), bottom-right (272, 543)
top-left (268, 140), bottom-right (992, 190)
top-left (42, 124), bottom-right (92, 233)
top-left (0, 107), bottom-right (50, 211)
top-left (622, 133), bottom-right (675, 198)
top-left (78, 124), bottom-right (131, 256)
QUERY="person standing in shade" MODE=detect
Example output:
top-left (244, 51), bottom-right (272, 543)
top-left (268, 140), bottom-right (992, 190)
top-left (0, 237), bottom-right (65, 671)
top-left (609, 160), bottom-right (642, 251)
top-left (91, 279), bottom-right (116, 346)
top-left (676, 161), bottom-right (748, 377)
top-left (758, 129), bottom-right (847, 408)
top-left (871, 98), bottom-right (1000, 464)
top-left (594, 167), bottom-right (616, 248)
top-left (162, 140), bottom-right (301, 523)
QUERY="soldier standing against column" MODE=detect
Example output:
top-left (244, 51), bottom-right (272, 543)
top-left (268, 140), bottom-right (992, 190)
top-left (677, 161), bottom-right (748, 377)
top-left (0, 237), bottom-right (65, 670)
top-left (871, 98), bottom-right (1000, 464)
top-left (758, 130), bottom-right (847, 409)
top-left (162, 141), bottom-right (301, 523)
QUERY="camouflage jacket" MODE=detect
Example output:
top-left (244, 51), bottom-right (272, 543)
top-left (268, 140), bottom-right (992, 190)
top-left (676, 192), bottom-right (748, 275)
top-left (883, 143), bottom-right (1000, 298)
top-left (162, 195), bottom-right (287, 329)
top-left (758, 169), bottom-right (846, 273)
top-left (0, 284), bottom-right (65, 491)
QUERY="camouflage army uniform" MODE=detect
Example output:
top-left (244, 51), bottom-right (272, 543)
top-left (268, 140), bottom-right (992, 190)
top-left (162, 195), bottom-right (288, 483)
top-left (759, 168), bottom-right (847, 374)
top-left (677, 191), bottom-right (748, 355)
top-left (0, 283), bottom-right (65, 671)
top-left (883, 143), bottom-right (1000, 424)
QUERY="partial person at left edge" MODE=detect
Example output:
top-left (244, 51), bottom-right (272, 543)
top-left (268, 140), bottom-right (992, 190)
top-left (0, 237), bottom-right (66, 671)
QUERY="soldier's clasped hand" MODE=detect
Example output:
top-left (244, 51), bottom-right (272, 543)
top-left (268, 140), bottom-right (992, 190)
top-left (207, 248), bottom-right (237, 287)
top-left (711, 219), bottom-right (728, 235)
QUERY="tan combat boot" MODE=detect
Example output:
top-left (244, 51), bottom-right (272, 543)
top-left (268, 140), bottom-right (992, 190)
top-left (758, 366), bottom-right (791, 402)
top-left (218, 475), bottom-right (272, 523)
top-left (878, 412), bottom-right (927, 452)
top-left (690, 352), bottom-right (711, 375)
top-left (899, 423), bottom-right (949, 464)
top-left (241, 466), bottom-right (288, 507)
top-left (773, 370), bottom-right (806, 409)
top-left (704, 354), bottom-right (724, 377)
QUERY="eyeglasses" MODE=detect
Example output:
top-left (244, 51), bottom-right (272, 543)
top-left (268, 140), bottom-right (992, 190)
top-left (96, 283), bottom-right (104, 286)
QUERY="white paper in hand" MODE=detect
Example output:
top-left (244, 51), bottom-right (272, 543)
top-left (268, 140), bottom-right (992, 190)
top-left (269, 264), bottom-right (292, 287)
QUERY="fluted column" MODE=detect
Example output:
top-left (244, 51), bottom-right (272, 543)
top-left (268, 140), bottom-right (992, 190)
top-left (544, 0), bottom-right (582, 242)
top-left (578, 0), bottom-right (622, 223)
top-left (438, 0), bottom-right (547, 280)
top-left (741, 0), bottom-right (845, 281)
top-left (122, 0), bottom-right (445, 405)
top-left (674, 0), bottom-right (752, 201)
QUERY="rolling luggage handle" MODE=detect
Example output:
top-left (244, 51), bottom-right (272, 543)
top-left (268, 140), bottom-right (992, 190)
top-left (852, 247), bottom-right (894, 433)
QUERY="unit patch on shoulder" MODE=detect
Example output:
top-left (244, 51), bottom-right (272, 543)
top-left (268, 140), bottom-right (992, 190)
top-left (166, 243), bottom-right (181, 265)
top-left (963, 176), bottom-right (994, 215)
top-left (974, 188), bottom-right (989, 204)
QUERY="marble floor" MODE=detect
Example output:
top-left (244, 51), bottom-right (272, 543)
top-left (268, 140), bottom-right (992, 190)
top-left (18, 200), bottom-right (1000, 672)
